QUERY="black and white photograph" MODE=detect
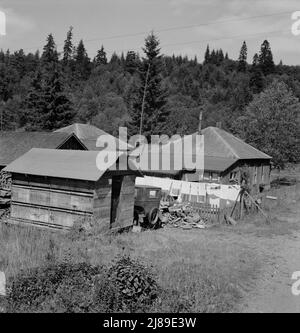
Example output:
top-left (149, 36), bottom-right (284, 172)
top-left (0, 0), bottom-right (300, 318)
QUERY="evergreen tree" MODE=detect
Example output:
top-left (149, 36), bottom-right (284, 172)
top-left (63, 26), bottom-right (74, 65)
top-left (75, 40), bottom-right (91, 80)
top-left (41, 34), bottom-right (58, 71)
top-left (125, 51), bottom-right (139, 74)
top-left (24, 69), bottom-right (47, 130)
top-left (258, 40), bottom-right (275, 75)
top-left (238, 41), bottom-right (247, 72)
top-left (128, 32), bottom-right (169, 138)
top-left (42, 69), bottom-right (75, 130)
top-left (252, 53), bottom-right (259, 66)
top-left (204, 45), bottom-right (210, 64)
top-left (94, 45), bottom-right (107, 66)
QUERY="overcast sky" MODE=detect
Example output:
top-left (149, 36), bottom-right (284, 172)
top-left (0, 0), bottom-right (299, 65)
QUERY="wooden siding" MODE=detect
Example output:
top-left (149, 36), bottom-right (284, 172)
top-left (112, 175), bottom-right (135, 231)
top-left (93, 177), bottom-right (112, 232)
top-left (11, 203), bottom-right (91, 228)
top-left (11, 184), bottom-right (93, 212)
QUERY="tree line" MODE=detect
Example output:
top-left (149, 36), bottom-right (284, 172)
top-left (0, 27), bottom-right (299, 168)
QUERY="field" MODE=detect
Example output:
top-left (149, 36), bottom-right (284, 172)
top-left (0, 165), bottom-right (299, 312)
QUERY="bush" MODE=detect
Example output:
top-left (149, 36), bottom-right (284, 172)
top-left (7, 257), bottom-right (159, 313)
top-left (7, 262), bottom-right (102, 313)
top-left (108, 256), bottom-right (159, 312)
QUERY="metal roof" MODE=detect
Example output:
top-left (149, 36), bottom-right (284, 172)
top-left (0, 132), bottom-right (86, 167)
top-left (4, 148), bottom-right (126, 182)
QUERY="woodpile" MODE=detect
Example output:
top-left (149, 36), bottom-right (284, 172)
top-left (0, 172), bottom-right (11, 206)
top-left (0, 172), bottom-right (12, 191)
top-left (160, 203), bottom-right (210, 229)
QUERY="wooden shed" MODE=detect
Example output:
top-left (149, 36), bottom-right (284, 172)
top-left (3, 148), bottom-right (140, 231)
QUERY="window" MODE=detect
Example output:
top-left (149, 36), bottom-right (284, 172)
top-left (203, 171), bottom-right (211, 180)
top-left (149, 190), bottom-right (158, 198)
top-left (212, 172), bottom-right (219, 181)
top-left (230, 171), bottom-right (237, 181)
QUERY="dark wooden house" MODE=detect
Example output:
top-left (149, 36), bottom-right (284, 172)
top-left (133, 127), bottom-right (272, 192)
top-left (182, 127), bottom-right (272, 191)
top-left (3, 148), bottom-right (140, 231)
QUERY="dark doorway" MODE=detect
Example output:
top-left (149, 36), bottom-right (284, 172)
top-left (110, 176), bottom-right (123, 226)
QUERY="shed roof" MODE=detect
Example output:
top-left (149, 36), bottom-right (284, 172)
top-left (3, 148), bottom-right (130, 182)
top-left (0, 131), bottom-right (85, 167)
top-left (54, 123), bottom-right (131, 151)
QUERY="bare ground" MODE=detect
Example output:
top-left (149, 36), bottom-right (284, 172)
top-left (239, 201), bottom-right (300, 312)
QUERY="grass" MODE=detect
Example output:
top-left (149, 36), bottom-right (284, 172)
top-left (0, 221), bottom-right (264, 312)
top-left (0, 164), bottom-right (299, 312)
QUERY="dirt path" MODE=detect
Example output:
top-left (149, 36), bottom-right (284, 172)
top-left (240, 205), bottom-right (300, 313)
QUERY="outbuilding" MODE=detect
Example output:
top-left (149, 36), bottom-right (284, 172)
top-left (3, 148), bottom-right (140, 231)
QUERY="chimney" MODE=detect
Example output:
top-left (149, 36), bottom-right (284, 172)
top-left (216, 121), bottom-right (222, 129)
top-left (198, 111), bottom-right (203, 135)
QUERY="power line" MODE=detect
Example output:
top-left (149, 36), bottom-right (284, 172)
top-left (20, 10), bottom-right (291, 52)
top-left (109, 29), bottom-right (290, 55)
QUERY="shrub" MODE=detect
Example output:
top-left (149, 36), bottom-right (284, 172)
top-left (107, 256), bottom-right (159, 312)
top-left (7, 256), bottom-right (159, 313)
top-left (7, 262), bottom-right (102, 313)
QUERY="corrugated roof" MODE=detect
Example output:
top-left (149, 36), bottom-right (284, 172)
top-left (4, 148), bottom-right (125, 181)
top-left (54, 123), bottom-right (131, 151)
top-left (0, 131), bottom-right (84, 167)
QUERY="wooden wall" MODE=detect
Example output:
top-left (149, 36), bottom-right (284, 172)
top-left (111, 175), bottom-right (135, 231)
top-left (10, 174), bottom-right (94, 229)
top-left (93, 177), bottom-right (112, 232)
top-left (9, 172), bottom-right (136, 232)
top-left (93, 174), bottom-right (136, 232)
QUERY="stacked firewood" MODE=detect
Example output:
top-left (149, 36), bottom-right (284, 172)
top-left (0, 172), bottom-right (11, 206)
top-left (0, 172), bottom-right (12, 191)
top-left (160, 203), bottom-right (209, 229)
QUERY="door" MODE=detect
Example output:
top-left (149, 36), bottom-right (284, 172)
top-left (110, 176), bottom-right (123, 227)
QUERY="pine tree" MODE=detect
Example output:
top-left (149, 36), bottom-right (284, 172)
top-left (128, 32), bottom-right (169, 138)
top-left (42, 69), bottom-right (75, 130)
top-left (94, 45), bottom-right (107, 66)
top-left (75, 40), bottom-right (91, 80)
top-left (41, 34), bottom-right (58, 71)
top-left (63, 26), bottom-right (74, 65)
top-left (252, 53), bottom-right (259, 66)
top-left (238, 41), bottom-right (247, 72)
top-left (125, 51), bottom-right (139, 74)
top-left (204, 45), bottom-right (210, 64)
top-left (24, 69), bottom-right (47, 130)
top-left (258, 40), bottom-right (275, 75)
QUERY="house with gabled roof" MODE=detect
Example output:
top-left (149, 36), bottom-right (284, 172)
top-left (182, 127), bottom-right (272, 191)
top-left (54, 123), bottom-right (131, 151)
top-left (0, 131), bottom-right (87, 170)
top-left (132, 126), bottom-right (272, 192)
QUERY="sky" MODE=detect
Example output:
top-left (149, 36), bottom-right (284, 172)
top-left (0, 0), bottom-right (299, 65)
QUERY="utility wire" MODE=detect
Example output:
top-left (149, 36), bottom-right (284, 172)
top-left (20, 10), bottom-right (291, 52)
